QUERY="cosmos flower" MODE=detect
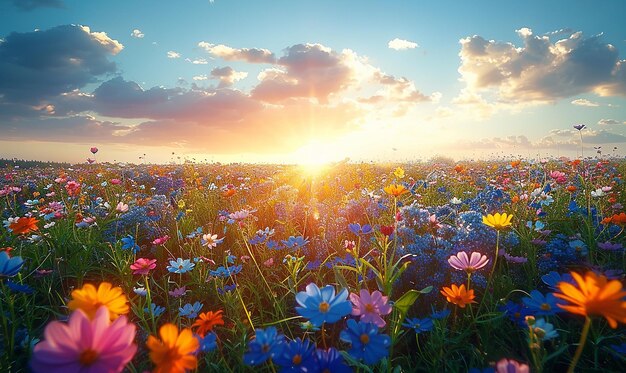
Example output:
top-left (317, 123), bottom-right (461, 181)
top-left (167, 258), bottom-right (195, 274)
top-left (179, 302), bottom-right (203, 318)
top-left (68, 282), bottom-right (129, 321)
top-left (402, 317), bottom-right (434, 333)
top-left (243, 327), bottom-right (286, 366)
top-left (0, 251), bottom-right (24, 277)
top-left (30, 306), bottom-right (136, 373)
top-left (554, 271), bottom-right (626, 328)
top-left (130, 258), bottom-right (157, 275)
top-left (9, 216), bottom-right (39, 235)
top-left (192, 310), bottom-right (224, 337)
top-left (496, 358), bottom-right (529, 373)
top-left (383, 184), bottom-right (409, 197)
top-left (272, 337), bottom-right (317, 372)
top-left (441, 284), bottom-right (476, 308)
top-left (448, 251), bottom-right (489, 274)
top-left (522, 290), bottom-right (563, 316)
top-left (573, 124), bottom-right (586, 131)
top-left (349, 289), bottom-right (393, 327)
top-left (482, 213), bottom-right (513, 230)
top-left (120, 235), bottom-right (140, 254)
top-left (340, 319), bottom-right (391, 365)
top-left (147, 323), bottom-right (199, 373)
top-left (295, 283), bottom-right (352, 327)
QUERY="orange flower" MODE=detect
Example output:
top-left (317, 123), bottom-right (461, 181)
top-left (511, 195), bottom-right (520, 203)
top-left (222, 189), bottom-right (236, 198)
top-left (67, 282), bottom-right (129, 320)
top-left (554, 272), bottom-right (626, 328)
top-left (454, 164), bottom-right (466, 173)
top-left (383, 184), bottom-right (409, 197)
top-left (192, 310), bottom-right (224, 337)
top-left (510, 160), bottom-right (521, 168)
top-left (570, 159), bottom-right (581, 167)
top-left (147, 323), bottom-right (199, 373)
top-left (601, 212), bottom-right (626, 226)
top-left (441, 284), bottom-right (476, 308)
top-left (9, 217), bottom-right (39, 235)
top-left (566, 185), bottom-right (577, 193)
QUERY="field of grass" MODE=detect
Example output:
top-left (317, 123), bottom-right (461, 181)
top-left (1, 158), bottom-right (625, 372)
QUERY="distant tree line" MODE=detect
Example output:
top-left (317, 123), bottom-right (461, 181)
top-left (0, 158), bottom-right (71, 169)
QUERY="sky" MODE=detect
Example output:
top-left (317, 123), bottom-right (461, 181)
top-left (0, 0), bottom-right (625, 164)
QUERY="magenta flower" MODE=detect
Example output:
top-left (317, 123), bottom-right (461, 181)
top-left (496, 358), bottom-right (530, 373)
top-left (349, 289), bottom-right (392, 327)
top-left (448, 251), bottom-right (489, 274)
top-left (130, 258), bottom-right (157, 275)
top-left (30, 306), bottom-right (136, 373)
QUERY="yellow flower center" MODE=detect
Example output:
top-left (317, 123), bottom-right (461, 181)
top-left (292, 354), bottom-right (302, 365)
top-left (540, 303), bottom-right (551, 311)
top-left (365, 303), bottom-right (375, 313)
top-left (319, 301), bottom-right (330, 313)
top-left (360, 333), bottom-right (370, 344)
top-left (79, 349), bottom-right (99, 366)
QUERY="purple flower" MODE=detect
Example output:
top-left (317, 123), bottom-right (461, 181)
top-left (598, 241), bottom-right (623, 251)
top-left (573, 124), bottom-right (586, 131)
top-left (350, 289), bottom-right (392, 327)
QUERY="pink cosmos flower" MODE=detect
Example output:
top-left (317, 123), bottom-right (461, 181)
top-left (115, 202), bottom-right (129, 213)
top-left (151, 235), bottom-right (170, 245)
top-left (130, 258), bottom-right (157, 275)
top-left (349, 289), bottom-right (392, 327)
top-left (90, 147), bottom-right (98, 154)
top-left (496, 358), bottom-right (530, 373)
top-left (30, 306), bottom-right (136, 373)
top-left (448, 251), bottom-right (489, 274)
top-left (110, 179), bottom-right (122, 185)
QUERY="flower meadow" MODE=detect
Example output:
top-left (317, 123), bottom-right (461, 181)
top-left (1, 156), bottom-right (625, 372)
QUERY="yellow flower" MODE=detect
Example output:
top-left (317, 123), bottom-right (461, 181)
top-left (482, 213), bottom-right (513, 230)
top-left (67, 282), bottom-right (129, 320)
top-left (177, 200), bottom-right (186, 209)
top-left (147, 323), bottom-right (199, 373)
top-left (393, 167), bottom-right (405, 179)
top-left (383, 184), bottom-right (409, 197)
top-left (554, 271), bottom-right (626, 329)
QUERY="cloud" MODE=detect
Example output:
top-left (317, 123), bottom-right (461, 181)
top-left (198, 42), bottom-right (275, 63)
top-left (131, 29), bottom-right (145, 38)
top-left (10, 0), bottom-right (63, 11)
top-left (457, 28), bottom-right (626, 104)
top-left (0, 25), bottom-right (122, 105)
top-left (571, 98), bottom-right (600, 107)
top-left (210, 66), bottom-right (248, 87)
top-left (185, 57), bottom-right (208, 64)
top-left (167, 51), bottom-right (181, 58)
top-left (597, 118), bottom-right (621, 125)
top-left (192, 75), bottom-right (208, 81)
top-left (388, 38), bottom-right (418, 50)
top-left (0, 115), bottom-right (128, 143)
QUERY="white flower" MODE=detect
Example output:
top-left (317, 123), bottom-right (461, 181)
top-left (591, 188), bottom-right (605, 198)
top-left (450, 197), bottom-right (462, 205)
top-left (116, 202), bottom-right (129, 213)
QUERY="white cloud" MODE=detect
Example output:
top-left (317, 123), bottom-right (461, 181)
top-left (597, 118), bottom-right (621, 125)
top-left (167, 51), bottom-right (181, 59)
top-left (193, 75), bottom-right (208, 81)
top-left (198, 42), bottom-right (275, 63)
top-left (185, 57), bottom-right (208, 64)
top-left (388, 38), bottom-right (419, 50)
top-left (131, 29), bottom-right (144, 38)
top-left (571, 98), bottom-right (600, 107)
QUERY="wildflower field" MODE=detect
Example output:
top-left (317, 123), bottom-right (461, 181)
top-left (1, 157), bottom-right (625, 372)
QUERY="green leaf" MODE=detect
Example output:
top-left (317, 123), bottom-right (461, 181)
top-left (394, 289), bottom-right (420, 314)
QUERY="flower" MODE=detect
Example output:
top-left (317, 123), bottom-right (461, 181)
top-left (169, 286), bottom-right (187, 298)
top-left (90, 147), bottom-right (98, 154)
top-left (531, 318), bottom-right (558, 341)
top-left (402, 317), bottom-right (434, 333)
top-left (441, 284), bottom-right (476, 308)
top-left (393, 167), bottom-right (405, 179)
top-left (130, 258), bottom-right (157, 275)
top-left (315, 347), bottom-right (351, 373)
top-left (243, 327), bottom-right (285, 366)
top-left (349, 289), bottom-right (393, 327)
top-left (152, 235), bottom-right (170, 245)
top-left (340, 319), bottom-right (391, 365)
top-left (448, 251), bottom-right (489, 274)
top-left (167, 258), bottom-right (195, 274)
top-left (522, 290), bottom-right (563, 316)
top-left (30, 306), bottom-right (136, 373)
top-left (9, 216), bottom-right (39, 235)
top-left (295, 283), bottom-right (352, 327)
top-left (496, 358), bottom-right (530, 373)
top-left (179, 302), bottom-right (203, 318)
top-left (115, 202), bottom-right (129, 213)
top-left (201, 233), bottom-right (223, 248)
top-left (197, 333), bottom-right (217, 353)
top-left (554, 271), bottom-right (626, 328)
top-left (573, 124), bottom-right (586, 131)
top-left (120, 235), bottom-right (140, 254)
top-left (273, 337), bottom-right (317, 372)
top-left (147, 323), bottom-right (199, 373)
top-left (67, 282), bottom-right (129, 321)
top-left (192, 310), bottom-right (224, 337)
top-left (0, 251), bottom-right (24, 277)
top-left (482, 213), bottom-right (513, 230)
top-left (145, 303), bottom-right (165, 317)
top-left (383, 184), bottom-right (409, 197)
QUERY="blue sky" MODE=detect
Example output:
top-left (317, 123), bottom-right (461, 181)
top-left (0, 0), bottom-right (625, 163)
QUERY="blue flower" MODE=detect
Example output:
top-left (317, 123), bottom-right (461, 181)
top-left (273, 337), bottom-right (317, 372)
top-left (340, 319), bottom-right (391, 365)
top-left (315, 347), bottom-right (351, 373)
top-left (243, 327), bottom-right (285, 366)
top-left (281, 236), bottom-right (309, 250)
top-left (120, 235), bottom-right (140, 253)
top-left (179, 301), bottom-right (203, 318)
top-left (144, 303), bottom-right (165, 317)
top-left (569, 239), bottom-right (588, 256)
top-left (430, 307), bottom-right (451, 320)
top-left (196, 332), bottom-right (217, 353)
top-left (348, 223), bottom-right (373, 236)
top-left (167, 258), bottom-right (195, 273)
top-left (295, 283), bottom-right (352, 327)
top-left (522, 290), bottom-right (563, 316)
top-left (499, 301), bottom-right (531, 327)
top-left (541, 271), bottom-right (574, 290)
top-left (402, 317), bottom-right (434, 333)
top-left (209, 265), bottom-right (242, 278)
top-left (532, 318), bottom-right (558, 341)
top-left (0, 251), bottom-right (24, 277)
top-left (6, 280), bottom-right (34, 294)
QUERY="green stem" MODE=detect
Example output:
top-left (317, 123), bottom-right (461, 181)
top-left (568, 317), bottom-right (592, 373)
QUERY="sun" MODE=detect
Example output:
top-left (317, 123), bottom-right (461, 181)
top-left (291, 140), bottom-right (345, 175)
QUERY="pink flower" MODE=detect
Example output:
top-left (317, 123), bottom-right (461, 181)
top-left (65, 181), bottom-right (81, 197)
top-left (130, 258), bottom-right (157, 275)
top-left (349, 289), bottom-right (392, 327)
top-left (448, 251), bottom-right (489, 274)
top-left (115, 202), bottom-right (129, 213)
top-left (90, 147), bottom-right (98, 154)
top-left (30, 306), bottom-right (136, 373)
top-left (496, 358), bottom-right (530, 373)
top-left (110, 179), bottom-right (122, 185)
top-left (168, 286), bottom-right (187, 298)
top-left (151, 235), bottom-right (170, 245)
